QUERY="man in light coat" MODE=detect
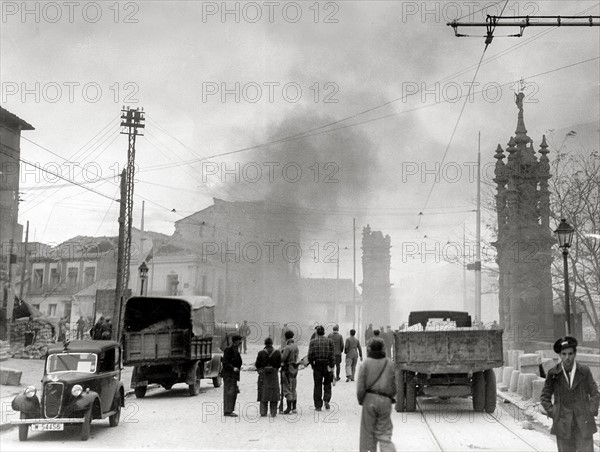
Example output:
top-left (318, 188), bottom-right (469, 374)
top-left (328, 324), bottom-right (344, 381)
top-left (344, 328), bottom-right (363, 382)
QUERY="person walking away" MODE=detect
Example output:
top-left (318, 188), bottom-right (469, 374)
top-left (76, 316), bottom-right (87, 340)
top-left (328, 324), bottom-right (344, 381)
top-left (255, 337), bottom-right (282, 417)
top-left (280, 330), bottom-right (300, 414)
top-left (357, 338), bottom-right (396, 452)
top-left (308, 325), bottom-right (334, 411)
top-left (366, 329), bottom-right (381, 353)
top-left (238, 320), bottom-right (250, 354)
top-left (541, 336), bottom-right (599, 452)
top-left (222, 334), bottom-right (243, 417)
top-left (345, 329), bottom-right (363, 381)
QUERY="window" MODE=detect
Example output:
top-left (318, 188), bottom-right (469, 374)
top-left (167, 274), bottom-right (179, 296)
top-left (67, 267), bottom-right (78, 289)
top-left (48, 304), bottom-right (57, 317)
top-left (34, 269), bottom-right (44, 289)
top-left (84, 267), bottom-right (96, 287)
top-left (50, 268), bottom-right (60, 286)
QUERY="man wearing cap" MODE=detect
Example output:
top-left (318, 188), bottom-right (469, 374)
top-left (541, 336), bottom-right (599, 452)
top-left (328, 324), bottom-right (344, 382)
top-left (222, 334), bottom-right (243, 417)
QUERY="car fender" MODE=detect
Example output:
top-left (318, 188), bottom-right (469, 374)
top-left (72, 391), bottom-right (101, 414)
top-left (11, 393), bottom-right (40, 415)
top-left (203, 354), bottom-right (222, 379)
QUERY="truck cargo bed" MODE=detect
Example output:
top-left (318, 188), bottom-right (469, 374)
top-left (394, 329), bottom-right (503, 374)
top-left (123, 329), bottom-right (212, 365)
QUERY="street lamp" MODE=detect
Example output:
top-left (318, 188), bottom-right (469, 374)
top-left (554, 219), bottom-right (575, 335)
top-left (138, 261), bottom-right (149, 296)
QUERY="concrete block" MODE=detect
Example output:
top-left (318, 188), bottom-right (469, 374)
top-left (509, 370), bottom-right (521, 393)
top-left (494, 367), bottom-right (503, 384)
top-left (520, 373), bottom-right (537, 400)
top-left (499, 384), bottom-right (509, 392)
top-left (577, 354), bottom-right (600, 382)
top-left (520, 364), bottom-right (540, 376)
top-left (509, 350), bottom-right (525, 370)
top-left (0, 368), bottom-right (22, 386)
top-left (532, 378), bottom-right (546, 403)
top-left (519, 353), bottom-right (542, 367)
top-left (536, 349), bottom-right (558, 360)
top-left (502, 366), bottom-right (515, 387)
top-left (542, 358), bottom-right (556, 375)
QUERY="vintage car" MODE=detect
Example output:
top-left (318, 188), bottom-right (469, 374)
top-left (11, 340), bottom-right (125, 441)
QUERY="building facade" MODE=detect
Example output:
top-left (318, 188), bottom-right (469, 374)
top-left (360, 225), bottom-right (392, 328)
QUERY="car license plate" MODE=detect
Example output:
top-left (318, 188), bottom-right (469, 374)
top-left (31, 423), bottom-right (64, 431)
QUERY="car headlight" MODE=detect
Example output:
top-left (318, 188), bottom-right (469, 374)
top-left (71, 385), bottom-right (83, 397)
top-left (24, 386), bottom-right (37, 398)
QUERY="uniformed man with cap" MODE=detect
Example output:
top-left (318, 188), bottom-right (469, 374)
top-left (541, 336), bottom-right (599, 452)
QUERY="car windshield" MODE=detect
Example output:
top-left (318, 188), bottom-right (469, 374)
top-left (46, 353), bottom-right (98, 373)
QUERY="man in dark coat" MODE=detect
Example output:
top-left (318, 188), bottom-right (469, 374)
top-left (222, 334), bottom-right (243, 417)
top-left (101, 317), bottom-right (112, 340)
top-left (308, 325), bottom-right (334, 411)
top-left (92, 316), bottom-right (104, 340)
top-left (255, 337), bottom-right (282, 417)
top-left (327, 324), bottom-right (344, 381)
top-left (541, 336), bottom-right (599, 452)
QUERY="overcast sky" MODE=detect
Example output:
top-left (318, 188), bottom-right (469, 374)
top-left (2, 1), bottom-right (599, 318)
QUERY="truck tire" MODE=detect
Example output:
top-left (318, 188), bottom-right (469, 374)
top-left (406, 372), bottom-right (417, 412)
top-left (80, 406), bottom-right (92, 441)
top-left (472, 371), bottom-right (485, 412)
top-left (134, 386), bottom-right (147, 398)
top-left (212, 375), bottom-right (222, 388)
top-left (484, 369), bottom-right (497, 413)
top-left (18, 412), bottom-right (29, 441)
top-left (395, 370), bottom-right (406, 412)
top-left (189, 363), bottom-right (201, 396)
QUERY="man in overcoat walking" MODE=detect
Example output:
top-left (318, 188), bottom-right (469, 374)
top-left (222, 334), bottom-right (243, 417)
top-left (255, 337), bottom-right (282, 417)
top-left (541, 336), bottom-right (599, 452)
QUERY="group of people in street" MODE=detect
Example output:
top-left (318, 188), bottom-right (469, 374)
top-left (90, 316), bottom-right (113, 340)
top-left (365, 324), bottom-right (394, 360)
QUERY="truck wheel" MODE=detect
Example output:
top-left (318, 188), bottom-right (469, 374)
top-left (395, 370), bottom-right (406, 412)
top-left (484, 369), bottom-right (497, 413)
top-left (189, 363), bottom-right (201, 396)
top-left (212, 375), bottom-right (222, 388)
top-left (134, 386), bottom-right (147, 398)
top-left (18, 412), bottom-right (29, 441)
top-left (406, 372), bottom-right (417, 412)
top-left (109, 393), bottom-right (121, 427)
top-left (472, 371), bottom-right (485, 412)
top-left (80, 406), bottom-right (92, 441)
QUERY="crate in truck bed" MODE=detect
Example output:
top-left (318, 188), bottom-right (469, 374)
top-left (124, 329), bottom-right (212, 364)
top-left (394, 329), bottom-right (503, 374)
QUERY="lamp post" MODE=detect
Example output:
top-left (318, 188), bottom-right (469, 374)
top-left (138, 261), bottom-right (149, 296)
top-left (554, 219), bottom-right (575, 335)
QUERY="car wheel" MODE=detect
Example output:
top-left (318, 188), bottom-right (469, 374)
top-left (212, 375), bottom-right (222, 388)
top-left (484, 369), bottom-right (497, 414)
top-left (109, 393), bottom-right (121, 427)
top-left (80, 406), bottom-right (92, 441)
top-left (18, 412), bottom-right (29, 442)
top-left (189, 363), bottom-right (201, 396)
top-left (134, 386), bottom-right (147, 398)
top-left (472, 371), bottom-right (485, 412)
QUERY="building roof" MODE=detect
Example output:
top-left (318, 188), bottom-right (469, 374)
top-left (300, 278), bottom-right (361, 303)
top-left (74, 279), bottom-right (117, 297)
top-left (0, 106), bottom-right (34, 130)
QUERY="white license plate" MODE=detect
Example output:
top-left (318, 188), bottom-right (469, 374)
top-left (31, 423), bottom-right (64, 431)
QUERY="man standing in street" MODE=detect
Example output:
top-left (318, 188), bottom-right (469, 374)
top-left (345, 329), bottom-right (363, 382)
top-left (328, 324), bottom-right (344, 381)
top-left (357, 338), bottom-right (396, 452)
top-left (541, 336), bottom-right (599, 452)
top-left (222, 334), bottom-right (243, 417)
top-left (280, 330), bottom-right (299, 414)
top-left (76, 316), bottom-right (87, 340)
top-left (238, 320), bottom-right (250, 354)
top-left (308, 325), bottom-right (334, 411)
top-left (255, 337), bottom-right (282, 417)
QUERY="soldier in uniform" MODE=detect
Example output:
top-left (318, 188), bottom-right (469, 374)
top-left (541, 336), bottom-right (599, 452)
top-left (280, 330), bottom-right (300, 414)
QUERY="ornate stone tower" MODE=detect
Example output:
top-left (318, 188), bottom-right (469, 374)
top-left (361, 225), bottom-right (392, 328)
top-left (493, 93), bottom-right (554, 352)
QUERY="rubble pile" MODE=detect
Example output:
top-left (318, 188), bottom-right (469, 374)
top-left (8, 319), bottom-right (56, 359)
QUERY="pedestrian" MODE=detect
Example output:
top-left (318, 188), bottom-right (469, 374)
top-left (101, 317), bottom-right (112, 340)
top-left (255, 337), bottom-right (282, 417)
top-left (345, 329), bottom-right (363, 382)
top-left (91, 316), bottom-right (104, 340)
top-left (328, 324), bottom-right (344, 381)
top-left (366, 329), bottom-right (381, 353)
top-left (238, 320), bottom-right (250, 354)
top-left (222, 334), bottom-right (243, 417)
top-left (280, 329), bottom-right (300, 414)
top-left (383, 326), bottom-right (393, 360)
top-left (308, 325), bottom-right (334, 411)
top-left (541, 336), bottom-right (599, 452)
top-left (365, 323), bottom-right (373, 343)
top-left (57, 317), bottom-right (67, 342)
top-left (76, 316), bottom-right (87, 340)
top-left (356, 338), bottom-right (396, 452)
top-left (280, 323), bottom-right (289, 348)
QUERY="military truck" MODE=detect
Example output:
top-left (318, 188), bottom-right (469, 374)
top-left (122, 296), bottom-right (222, 397)
top-left (394, 311), bottom-right (503, 413)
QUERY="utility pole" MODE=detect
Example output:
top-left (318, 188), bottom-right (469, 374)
top-left (352, 218), bottom-right (356, 330)
top-left (19, 221), bottom-right (29, 300)
top-left (475, 132), bottom-right (482, 324)
top-left (114, 107), bottom-right (145, 342)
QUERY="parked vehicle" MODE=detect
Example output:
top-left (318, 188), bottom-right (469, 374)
top-left (11, 340), bottom-right (124, 441)
top-left (122, 296), bottom-right (222, 397)
top-left (395, 311), bottom-right (503, 413)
